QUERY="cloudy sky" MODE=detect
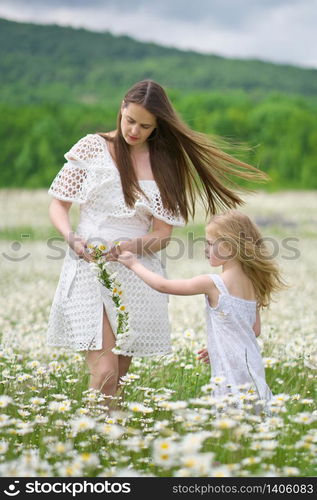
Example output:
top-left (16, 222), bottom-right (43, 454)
top-left (1, 0), bottom-right (316, 68)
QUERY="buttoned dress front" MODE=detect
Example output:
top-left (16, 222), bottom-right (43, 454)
top-left (47, 133), bottom-right (185, 356)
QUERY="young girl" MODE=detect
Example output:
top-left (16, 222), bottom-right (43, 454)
top-left (116, 210), bottom-right (287, 412)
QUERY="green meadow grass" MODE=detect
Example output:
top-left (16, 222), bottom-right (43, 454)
top-left (0, 189), bottom-right (316, 477)
top-left (0, 344), bottom-right (316, 477)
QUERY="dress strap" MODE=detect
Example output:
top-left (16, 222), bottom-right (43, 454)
top-left (209, 274), bottom-right (229, 295)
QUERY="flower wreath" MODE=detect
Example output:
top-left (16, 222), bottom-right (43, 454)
top-left (87, 244), bottom-right (129, 354)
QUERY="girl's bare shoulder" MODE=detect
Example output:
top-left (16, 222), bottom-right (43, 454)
top-left (221, 271), bottom-right (257, 301)
top-left (203, 274), bottom-right (220, 308)
top-left (199, 274), bottom-right (219, 296)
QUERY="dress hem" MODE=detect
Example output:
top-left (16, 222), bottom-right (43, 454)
top-left (46, 342), bottom-right (172, 357)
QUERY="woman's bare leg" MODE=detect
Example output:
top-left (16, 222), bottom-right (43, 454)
top-left (116, 354), bottom-right (133, 404)
top-left (85, 306), bottom-right (119, 407)
top-left (118, 355), bottom-right (133, 381)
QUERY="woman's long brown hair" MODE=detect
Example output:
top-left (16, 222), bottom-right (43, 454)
top-left (98, 79), bottom-right (269, 222)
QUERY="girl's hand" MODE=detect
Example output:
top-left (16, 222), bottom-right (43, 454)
top-left (197, 348), bottom-right (210, 364)
top-left (104, 241), bottom-right (130, 262)
top-left (104, 243), bottom-right (121, 262)
top-left (117, 251), bottom-right (138, 269)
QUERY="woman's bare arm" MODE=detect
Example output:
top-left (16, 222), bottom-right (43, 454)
top-left (49, 198), bottom-right (72, 241)
top-left (129, 217), bottom-right (173, 254)
top-left (48, 198), bottom-right (92, 261)
top-left (106, 217), bottom-right (173, 258)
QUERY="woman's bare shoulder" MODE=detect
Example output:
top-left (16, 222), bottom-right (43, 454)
top-left (98, 131), bottom-right (117, 161)
top-left (103, 130), bottom-right (117, 140)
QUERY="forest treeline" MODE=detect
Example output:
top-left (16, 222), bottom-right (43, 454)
top-left (1, 17), bottom-right (317, 104)
top-left (2, 90), bottom-right (317, 189)
top-left (1, 18), bottom-right (317, 189)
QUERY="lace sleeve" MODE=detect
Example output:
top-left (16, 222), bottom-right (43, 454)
top-left (48, 134), bottom-right (103, 204)
top-left (140, 183), bottom-right (186, 227)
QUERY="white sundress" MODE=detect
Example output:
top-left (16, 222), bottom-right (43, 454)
top-left (205, 274), bottom-right (272, 407)
top-left (46, 133), bottom-right (185, 355)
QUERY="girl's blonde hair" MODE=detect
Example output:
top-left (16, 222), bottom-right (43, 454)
top-left (206, 210), bottom-right (288, 309)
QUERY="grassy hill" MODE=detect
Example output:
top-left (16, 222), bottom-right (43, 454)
top-left (1, 17), bottom-right (317, 189)
top-left (1, 17), bottom-right (317, 105)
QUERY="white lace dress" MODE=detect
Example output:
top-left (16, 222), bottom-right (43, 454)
top-left (47, 133), bottom-right (185, 355)
top-left (206, 274), bottom-right (272, 406)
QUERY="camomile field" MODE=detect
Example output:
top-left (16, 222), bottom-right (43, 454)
top-left (0, 189), bottom-right (316, 477)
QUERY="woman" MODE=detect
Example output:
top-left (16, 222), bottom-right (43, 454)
top-left (47, 79), bottom-right (267, 402)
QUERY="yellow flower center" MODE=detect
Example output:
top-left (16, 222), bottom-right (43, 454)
top-left (160, 443), bottom-right (169, 450)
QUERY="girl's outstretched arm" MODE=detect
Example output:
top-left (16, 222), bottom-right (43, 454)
top-left (117, 251), bottom-right (212, 296)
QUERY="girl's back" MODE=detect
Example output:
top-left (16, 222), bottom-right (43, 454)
top-left (205, 273), bottom-right (272, 405)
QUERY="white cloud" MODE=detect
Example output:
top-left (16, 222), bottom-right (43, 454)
top-left (0, 0), bottom-right (316, 68)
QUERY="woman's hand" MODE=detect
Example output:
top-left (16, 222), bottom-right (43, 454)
top-left (117, 251), bottom-right (138, 269)
top-left (68, 233), bottom-right (94, 262)
top-left (197, 348), bottom-right (210, 364)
